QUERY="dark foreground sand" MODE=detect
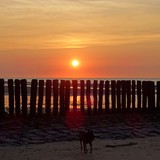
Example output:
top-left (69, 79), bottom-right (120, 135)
top-left (0, 112), bottom-right (160, 159)
top-left (0, 137), bottom-right (160, 160)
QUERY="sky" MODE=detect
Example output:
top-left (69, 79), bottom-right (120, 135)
top-left (0, 0), bottom-right (160, 78)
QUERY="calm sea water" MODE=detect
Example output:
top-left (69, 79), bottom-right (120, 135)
top-left (4, 77), bottom-right (160, 82)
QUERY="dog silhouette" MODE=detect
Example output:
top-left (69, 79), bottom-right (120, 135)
top-left (79, 129), bottom-right (94, 153)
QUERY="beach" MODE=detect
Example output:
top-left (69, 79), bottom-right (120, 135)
top-left (0, 112), bottom-right (160, 159)
top-left (1, 0), bottom-right (160, 158)
top-left (0, 137), bottom-right (160, 160)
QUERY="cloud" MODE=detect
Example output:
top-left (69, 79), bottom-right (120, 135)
top-left (0, 0), bottom-right (160, 50)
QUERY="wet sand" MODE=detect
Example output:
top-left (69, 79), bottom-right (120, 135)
top-left (0, 112), bottom-right (160, 159)
top-left (0, 137), bottom-right (160, 160)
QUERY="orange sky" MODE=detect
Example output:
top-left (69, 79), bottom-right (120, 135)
top-left (0, 0), bottom-right (160, 78)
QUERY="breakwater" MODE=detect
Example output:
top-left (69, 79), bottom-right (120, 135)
top-left (0, 79), bottom-right (160, 117)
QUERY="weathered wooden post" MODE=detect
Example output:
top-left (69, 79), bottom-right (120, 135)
top-left (137, 81), bottom-right (142, 111)
top-left (111, 80), bottom-right (116, 112)
top-left (53, 80), bottom-right (58, 115)
top-left (30, 79), bottom-right (37, 116)
top-left (45, 80), bottom-right (51, 116)
top-left (0, 79), bottom-right (5, 117)
top-left (117, 81), bottom-right (121, 112)
top-left (15, 79), bottom-right (21, 116)
top-left (151, 81), bottom-right (155, 110)
top-left (65, 80), bottom-right (70, 112)
top-left (8, 79), bottom-right (14, 116)
top-left (126, 81), bottom-right (131, 111)
top-left (148, 81), bottom-right (155, 111)
top-left (147, 81), bottom-right (151, 110)
top-left (38, 80), bottom-right (44, 116)
top-left (132, 80), bottom-right (136, 110)
top-left (80, 80), bottom-right (85, 112)
top-left (86, 80), bottom-right (91, 114)
top-left (21, 79), bottom-right (27, 117)
top-left (72, 80), bottom-right (77, 109)
top-left (142, 81), bottom-right (147, 111)
top-left (93, 80), bottom-right (98, 113)
top-left (60, 80), bottom-right (65, 116)
top-left (98, 80), bottom-right (104, 112)
top-left (122, 81), bottom-right (126, 111)
top-left (105, 81), bottom-right (110, 112)
top-left (157, 81), bottom-right (160, 110)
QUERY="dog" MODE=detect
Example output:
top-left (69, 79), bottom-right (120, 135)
top-left (79, 129), bottom-right (94, 153)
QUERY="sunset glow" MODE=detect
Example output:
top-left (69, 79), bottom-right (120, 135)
top-left (0, 0), bottom-right (160, 78)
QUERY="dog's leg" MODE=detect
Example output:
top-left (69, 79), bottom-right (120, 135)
top-left (80, 140), bottom-right (82, 151)
top-left (84, 143), bottom-right (87, 153)
top-left (90, 142), bottom-right (92, 153)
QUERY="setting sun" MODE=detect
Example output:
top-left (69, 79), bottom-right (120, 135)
top-left (71, 60), bottom-right (79, 67)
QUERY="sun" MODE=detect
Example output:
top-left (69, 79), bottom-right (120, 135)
top-left (71, 59), bottom-right (79, 67)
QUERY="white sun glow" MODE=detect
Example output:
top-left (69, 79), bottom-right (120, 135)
top-left (71, 59), bottom-right (79, 67)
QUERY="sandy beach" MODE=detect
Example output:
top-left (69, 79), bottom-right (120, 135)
top-left (0, 136), bottom-right (160, 160)
top-left (0, 112), bottom-right (160, 160)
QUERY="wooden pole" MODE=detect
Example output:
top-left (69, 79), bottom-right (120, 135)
top-left (72, 80), bottom-right (77, 109)
top-left (157, 81), bottom-right (160, 110)
top-left (38, 80), bottom-right (44, 116)
top-left (117, 80), bottom-right (121, 112)
top-left (142, 81), bottom-right (147, 111)
top-left (65, 80), bottom-right (70, 112)
top-left (60, 80), bottom-right (65, 116)
top-left (0, 79), bottom-right (5, 117)
top-left (30, 79), bottom-right (37, 116)
top-left (105, 81), bottom-right (110, 112)
top-left (126, 81), bottom-right (131, 111)
top-left (21, 79), bottom-right (27, 117)
top-left (15, 79), bottom-right (21, 116)
top-left (86, 80), bottom-right (91, 114)
top-left (122, 81), bottom-right (126, 112)
top-left (45, 80), bottom-right (51, 116)
top-left (137, 81), bottom-right (142, 111)
top-left (148, 81), bottom-right (155, 111)
top-left (132, 80), bottom-right (136, 110)
top-left (8, 79), bottom-right (14, 116)
top-left (53, 80), bottom-right (58, 115)
top-left (98, 80), bottom-right (104, 112)
top-left (151, 81), bottom-right (155, 111)
top-left (80, 80), bottom-right (85, 112)
top-left (111, 80), bottom-right (116, 112)
top-left (93, 80), bottom-right (98, 113)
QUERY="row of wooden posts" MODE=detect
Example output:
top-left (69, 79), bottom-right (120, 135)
top-left (0, 79), bottom-right (160, 117)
